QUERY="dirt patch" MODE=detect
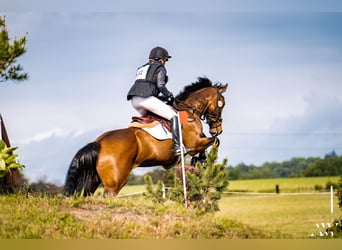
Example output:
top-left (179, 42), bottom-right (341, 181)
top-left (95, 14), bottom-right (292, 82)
top-left (66, 203), bottom-right (181, 226)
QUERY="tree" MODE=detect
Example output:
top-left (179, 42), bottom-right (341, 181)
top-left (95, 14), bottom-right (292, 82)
top-left (227, 166), bottom-right (240, 180)
top-left (325, 150), bottom-right (337, 159)
top-left (144, 146), bottom-right (229, 213)
top-left (336, 176), bottom-right (342, 210)
top-left (0, 16), bottom-right (28, 82)
top-left (304, 157), bottom-right (342, 177)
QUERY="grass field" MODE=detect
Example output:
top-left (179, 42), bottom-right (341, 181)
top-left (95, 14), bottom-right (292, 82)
top-left (120, 176), bottom-right (340, 194)
top-left (227, 176), bottom-right (340, 193)
top-left (117, 177), bottom-right (342, 238)
top-left (217, 193), bottom-right (341, 238)
top-left (0, 177), bottom-right (340, 239)
top-left (217, 177), bottom-right (342, 238)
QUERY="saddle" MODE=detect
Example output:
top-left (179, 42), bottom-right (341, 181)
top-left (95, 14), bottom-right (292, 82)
top-left (129, 114), bottom-right (171, 132)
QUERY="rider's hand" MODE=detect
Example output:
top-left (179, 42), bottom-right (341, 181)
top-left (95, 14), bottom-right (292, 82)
top-left (167, 94), bottom-right (174, 104)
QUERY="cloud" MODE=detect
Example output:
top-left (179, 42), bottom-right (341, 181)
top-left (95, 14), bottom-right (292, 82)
top-left (223, 93), bottom-right (342, 166)
top-left (17, 129), bottom-right (101, 185)
top-left (2, 11), bottom-right (341, 184)
top-left (271, 93), bottom-right (342, 133)
top-left (268, 93), bottom-right (342, 156)
top-left (21, 128), bottom-right (69, 143)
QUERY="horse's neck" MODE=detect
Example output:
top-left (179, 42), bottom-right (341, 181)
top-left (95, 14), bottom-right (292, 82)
top-left (182, 95), bottom-right (207, 117)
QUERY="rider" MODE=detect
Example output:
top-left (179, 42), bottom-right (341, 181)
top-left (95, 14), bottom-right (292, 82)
top-left (127, 46), bottom-right (181, 155)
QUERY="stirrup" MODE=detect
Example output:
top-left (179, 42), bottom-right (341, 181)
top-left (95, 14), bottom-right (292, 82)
top-left (173, 147), bottom-right (182, 156)
top-left (173, 145), bottom-right (191, 156)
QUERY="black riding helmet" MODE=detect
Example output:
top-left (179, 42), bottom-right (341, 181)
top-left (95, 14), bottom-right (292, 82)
top-left (149, 47), bottom-right (172, 61)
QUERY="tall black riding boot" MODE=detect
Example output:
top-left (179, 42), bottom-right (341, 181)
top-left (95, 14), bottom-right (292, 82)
top-left (170, 115), bottom-right (182, 155)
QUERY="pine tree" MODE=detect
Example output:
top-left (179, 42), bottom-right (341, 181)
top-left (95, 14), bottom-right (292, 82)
top-left (143, 175), bottom-right (165, 204)
top-left (144, 146), bottom-right (229, 213)
top-left (180, 146), bottom-right (229, 213)
top-left (0, 16), bottom-right (28, 82)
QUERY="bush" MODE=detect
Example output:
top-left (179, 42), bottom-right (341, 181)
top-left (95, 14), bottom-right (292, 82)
top-left (0, 140), bottom-right (26, 193)
top-left (143, 176), bottom-right (165, 204)
top-left (314, 184), bottom-right (323, 192)
top-left (331, 218), bottom-right (342, 238)
top-left (28, 181), bottom-right (63, 196)
top-left (336, 176), bottom-right (342, 210)
top-left (144, 146), bottom-right (229, 214)
top-left (325, 180), bottom-right (337, 190)
top-left (0, 140), bottom-right (25, 178)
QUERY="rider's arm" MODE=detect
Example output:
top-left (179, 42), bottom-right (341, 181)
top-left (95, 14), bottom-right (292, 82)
top-left (156, 67), bottom-right (173, 98)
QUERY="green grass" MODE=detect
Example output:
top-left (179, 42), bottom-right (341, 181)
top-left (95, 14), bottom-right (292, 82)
top-left (0, 194), bottom-right (268, 239)
top-left (217, 193), bottom-right (341, 238)
top-left (97, 176), bottom-right (339, 196)
top-left (119, 177), bottom-right (340, 194)
top-left (118, 184), bottom-right (145, 195)
top-left (227, 176), bottom-right (340, 193)
top-left (0, 177), bottom-right (341, 239)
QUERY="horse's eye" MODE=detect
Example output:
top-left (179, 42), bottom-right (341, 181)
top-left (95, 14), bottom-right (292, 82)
top-left (218, 100), bottom-right (223, 108)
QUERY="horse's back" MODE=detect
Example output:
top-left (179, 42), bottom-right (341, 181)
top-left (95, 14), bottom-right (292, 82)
top-left (96, 127), bottom-right (136, 141)
top-left (95, 127), bottom-right (140, 155)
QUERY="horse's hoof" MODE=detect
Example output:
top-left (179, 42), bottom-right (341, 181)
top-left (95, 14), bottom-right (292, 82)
top-left (214, 137), bottom-right (220, 147)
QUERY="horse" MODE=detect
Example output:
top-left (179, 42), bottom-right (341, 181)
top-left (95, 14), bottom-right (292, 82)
top-left (63, 77), bottom-right (228, 197)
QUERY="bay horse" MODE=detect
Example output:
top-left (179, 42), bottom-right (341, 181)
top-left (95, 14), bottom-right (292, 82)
top-left (64, 77), bottom-right (228, 197)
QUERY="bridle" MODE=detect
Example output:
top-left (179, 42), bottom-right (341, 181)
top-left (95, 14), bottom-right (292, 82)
top-left (203, 87), bottom-right (224, 136)
top-left (174, 86), bottom-right (224, 136)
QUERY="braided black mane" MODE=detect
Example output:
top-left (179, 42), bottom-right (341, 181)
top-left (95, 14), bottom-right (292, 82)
top-left (176, 77), bottom-right (214, 101)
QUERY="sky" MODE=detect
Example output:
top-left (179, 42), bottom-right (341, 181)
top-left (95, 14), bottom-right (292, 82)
top-left (1, 1), bottom-right (342, 184)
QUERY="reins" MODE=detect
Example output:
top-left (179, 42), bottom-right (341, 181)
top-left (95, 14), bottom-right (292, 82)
top-left (173, 97), bottom-right (203, 119)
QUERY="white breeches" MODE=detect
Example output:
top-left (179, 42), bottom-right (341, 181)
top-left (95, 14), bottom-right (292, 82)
top-left (131, 96), bottom-right (177, 120)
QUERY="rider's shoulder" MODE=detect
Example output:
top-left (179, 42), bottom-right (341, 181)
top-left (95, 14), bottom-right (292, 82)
top-left (149, 60), bottom-right (165, 71)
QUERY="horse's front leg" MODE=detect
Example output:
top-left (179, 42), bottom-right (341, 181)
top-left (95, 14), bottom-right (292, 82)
top-left (183, 120), bottom-right (220, 156)
top-left (213, 136), bottom-right (220, 147)
top-left (186, 136), bottom-right (218, 156)
top-left (199, 132), bottom-right (220, 148)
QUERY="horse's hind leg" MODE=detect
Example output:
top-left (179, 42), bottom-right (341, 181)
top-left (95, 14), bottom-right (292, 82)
top-left (103, 179), bottom-right (128, 197)
top-left (102, 173), bottom-right (130, 197)
top-left (96, 158), bottom-right (132, 197)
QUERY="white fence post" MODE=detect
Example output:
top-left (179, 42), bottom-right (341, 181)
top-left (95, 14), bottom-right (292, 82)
top-left (177, 113), bottom-right (187, 208)
top-left (330, 186), bottom-right (333, 214)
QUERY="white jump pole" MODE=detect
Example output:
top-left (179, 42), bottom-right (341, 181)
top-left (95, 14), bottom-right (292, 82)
top-left (177, 113), bottom-right (188, 208)
top-left (330, 186), bottom-right (333, 214)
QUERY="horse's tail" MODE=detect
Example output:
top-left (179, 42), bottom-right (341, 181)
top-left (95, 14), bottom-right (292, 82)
top-left (63, 141), bottom-right (101, 197)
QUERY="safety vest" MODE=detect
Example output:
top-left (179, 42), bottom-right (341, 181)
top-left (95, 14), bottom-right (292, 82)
top-left (135, 62), bottom-right (162, 84)
top-left (127, 61), bottom-right (168, 100)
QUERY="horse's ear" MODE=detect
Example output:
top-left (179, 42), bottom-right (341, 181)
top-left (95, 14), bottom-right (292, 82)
top-left (219, 83), bottom-right (228, 93)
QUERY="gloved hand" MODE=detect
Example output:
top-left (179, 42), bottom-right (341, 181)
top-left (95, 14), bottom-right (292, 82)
top-left (168, 93), bottom-right (174, 101)
top-left (158, 92), bottom-right (174, 104)
top-left (166, 93), bottom-right (174, 104)
top-left (158, 94), bottom-right (172, 102)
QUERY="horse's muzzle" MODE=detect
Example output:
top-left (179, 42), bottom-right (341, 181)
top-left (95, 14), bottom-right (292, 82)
top-left (209, 127), bottom-right (223, 137)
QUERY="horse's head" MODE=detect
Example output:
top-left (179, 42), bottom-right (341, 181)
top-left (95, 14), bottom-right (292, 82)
top-left (204, 83), bottom-right (228, 136)
top-left (175, 77), bottom-right (228, 137)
